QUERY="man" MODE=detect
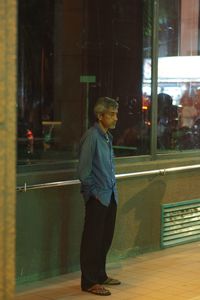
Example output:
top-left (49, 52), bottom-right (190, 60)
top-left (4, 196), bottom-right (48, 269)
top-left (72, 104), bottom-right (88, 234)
top-left (77, 97), bottom-right (120, 296)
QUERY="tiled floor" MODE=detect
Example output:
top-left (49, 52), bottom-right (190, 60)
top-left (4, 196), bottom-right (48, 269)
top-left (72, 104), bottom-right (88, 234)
top-left (15, 241), bottom-right (200, 300)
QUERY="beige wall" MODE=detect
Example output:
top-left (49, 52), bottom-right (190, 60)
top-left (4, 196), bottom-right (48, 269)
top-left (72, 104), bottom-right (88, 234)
top-left (0, 0), bottom-right (16, 299)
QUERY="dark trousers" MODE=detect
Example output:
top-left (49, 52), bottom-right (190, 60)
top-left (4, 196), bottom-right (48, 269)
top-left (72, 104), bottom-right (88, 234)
top-left (80, 194), bottom-right (117, 290)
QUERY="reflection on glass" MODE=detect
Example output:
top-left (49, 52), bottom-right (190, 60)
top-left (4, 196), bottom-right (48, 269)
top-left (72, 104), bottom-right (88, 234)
top-left (17, 0), bottom-right (151, 169)
top-left (157, 0), bottom-right (200, 151)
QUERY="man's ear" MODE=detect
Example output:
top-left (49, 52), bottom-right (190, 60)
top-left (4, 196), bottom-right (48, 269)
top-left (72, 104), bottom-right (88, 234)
top-left (97, 113), bottom-right (102, 121)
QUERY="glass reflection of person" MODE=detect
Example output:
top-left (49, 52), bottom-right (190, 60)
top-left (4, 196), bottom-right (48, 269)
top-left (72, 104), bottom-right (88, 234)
top-left (194, 88), bottom-right (200, 115)
top-left (157, 92), bottom-right (177, 149)
top-left (77, 97), bottom-right (121, 296)
top-left (180, 93), bottom-right (197, 129)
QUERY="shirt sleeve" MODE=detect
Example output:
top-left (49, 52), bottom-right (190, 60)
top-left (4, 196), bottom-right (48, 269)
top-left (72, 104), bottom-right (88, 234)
top-left (77, 130), bottom-right (97, 196)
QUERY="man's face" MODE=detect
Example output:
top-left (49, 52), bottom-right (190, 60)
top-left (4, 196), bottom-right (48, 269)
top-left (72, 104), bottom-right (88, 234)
top-left (99, 108), bottom-right (118, 130)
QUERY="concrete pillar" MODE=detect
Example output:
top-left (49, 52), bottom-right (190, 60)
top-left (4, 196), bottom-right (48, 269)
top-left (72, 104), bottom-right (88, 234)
top-left (180, 0), bottom-right (199, 55)
top-left (54, 1), bottom-right (84, 151)
top-left (0, 0), bottom-right (16, 299)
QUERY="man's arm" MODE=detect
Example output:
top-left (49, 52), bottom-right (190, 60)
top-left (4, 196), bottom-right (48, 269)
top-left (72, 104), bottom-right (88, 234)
top-left (77, 131), bottom-right (97, 196)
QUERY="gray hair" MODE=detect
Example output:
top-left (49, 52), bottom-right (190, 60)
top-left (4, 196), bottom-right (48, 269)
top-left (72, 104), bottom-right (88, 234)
top-left (94, 97), bottom-right (119, 119)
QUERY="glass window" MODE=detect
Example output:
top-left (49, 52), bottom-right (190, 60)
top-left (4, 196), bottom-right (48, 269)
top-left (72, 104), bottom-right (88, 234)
top-left (17, 0), bottom-right (152, 169)
top-left (157, 0), bottom-right (200, 151)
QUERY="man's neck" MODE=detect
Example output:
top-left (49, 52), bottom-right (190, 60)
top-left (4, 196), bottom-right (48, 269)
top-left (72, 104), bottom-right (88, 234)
top-left (98, 121), bottom-right (108, 133)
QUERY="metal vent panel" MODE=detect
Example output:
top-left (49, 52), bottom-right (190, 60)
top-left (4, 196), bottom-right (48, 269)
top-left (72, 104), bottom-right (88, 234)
top-left (161, 199), bottom-right (200, 248)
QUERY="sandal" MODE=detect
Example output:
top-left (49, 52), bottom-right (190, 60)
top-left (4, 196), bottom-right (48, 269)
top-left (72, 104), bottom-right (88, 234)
top-left (83, 284), bottom-right (111, 296)
top-left (103, 277), bottom-right (121, 285)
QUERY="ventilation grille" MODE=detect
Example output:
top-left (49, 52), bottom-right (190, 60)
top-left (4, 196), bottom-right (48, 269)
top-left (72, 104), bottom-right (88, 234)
top-left (161, 199), bottom-right (200, 248)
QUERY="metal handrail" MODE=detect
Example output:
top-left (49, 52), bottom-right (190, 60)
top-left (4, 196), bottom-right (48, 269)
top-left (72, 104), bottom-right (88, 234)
top-left (16, 164), bottom-right (200, 192)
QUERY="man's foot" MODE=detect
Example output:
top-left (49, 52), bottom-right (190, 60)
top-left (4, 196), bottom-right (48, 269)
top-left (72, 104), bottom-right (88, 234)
top-left (82, 284), bottom-right (111, 296)
top-left (103, 277), bottom-right (121, 285)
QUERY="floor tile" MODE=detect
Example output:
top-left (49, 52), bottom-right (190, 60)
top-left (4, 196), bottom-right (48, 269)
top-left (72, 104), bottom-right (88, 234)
top-left (15, 241), bottom-right (200, 300)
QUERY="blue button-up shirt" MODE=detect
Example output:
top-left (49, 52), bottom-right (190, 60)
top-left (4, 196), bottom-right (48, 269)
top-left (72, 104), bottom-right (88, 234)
top-left (77, 122), bottom-right (118, 207)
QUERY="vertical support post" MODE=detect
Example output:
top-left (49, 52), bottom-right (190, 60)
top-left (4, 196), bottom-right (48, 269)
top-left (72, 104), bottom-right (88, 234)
top-left (80, 75), bottom-right (96, 131)
top-left (85, 82), bottom-right (89, 130)
top-left (0, 0), bottom-right (16, 299)
top-left (150, 0), bottom-right (159, 158)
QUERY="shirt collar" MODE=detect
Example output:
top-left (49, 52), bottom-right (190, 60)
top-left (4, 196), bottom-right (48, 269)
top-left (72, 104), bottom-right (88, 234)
top-left (94, 122), bottom-right (113, 140)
